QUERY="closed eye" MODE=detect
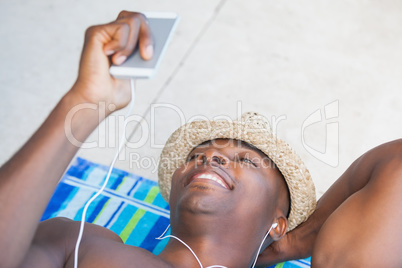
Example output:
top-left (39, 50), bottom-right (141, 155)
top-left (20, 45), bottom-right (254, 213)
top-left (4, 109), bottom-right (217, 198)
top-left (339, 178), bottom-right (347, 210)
top-left (186, 154), bottom-right (197, 162)
top-left (240, 157), bottom-right (257, 167)
top-left (234, 155), bottom-right (257, 167)
top-left (186, 153), bottom-right (204, 162)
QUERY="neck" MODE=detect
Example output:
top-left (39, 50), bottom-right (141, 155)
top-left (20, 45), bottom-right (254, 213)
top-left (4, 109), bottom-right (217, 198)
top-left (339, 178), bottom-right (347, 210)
top-left (159, 236), bottom-right (253, 268)
top-left (158, 216), bottom-right (270, 268)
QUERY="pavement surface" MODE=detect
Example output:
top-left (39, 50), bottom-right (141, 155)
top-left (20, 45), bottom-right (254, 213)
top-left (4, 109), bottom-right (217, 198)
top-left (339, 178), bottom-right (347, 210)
top-left (2, 0), bottom-right (402, 197)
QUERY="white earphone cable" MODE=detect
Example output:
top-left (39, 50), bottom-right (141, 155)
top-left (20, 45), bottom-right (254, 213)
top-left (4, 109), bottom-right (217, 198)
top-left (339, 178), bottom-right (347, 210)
top-left (250, 223), bottom-right (276, 268)
top-left (156, 224), bottom-right (227, 268)
top-left (156, 225), bottom-right (204, 268)
top-left (157, 223), bottom-right (275, 268)
top-left (74, 79), bottom-right (136, 268)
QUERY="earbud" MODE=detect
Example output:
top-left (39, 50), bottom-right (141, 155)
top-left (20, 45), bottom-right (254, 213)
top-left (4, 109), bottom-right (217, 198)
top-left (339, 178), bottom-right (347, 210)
top-left (272, 223), bottom-right (278, 229)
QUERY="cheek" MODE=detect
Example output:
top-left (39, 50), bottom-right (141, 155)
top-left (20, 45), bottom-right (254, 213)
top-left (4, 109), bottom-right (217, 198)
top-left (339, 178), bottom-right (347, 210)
top-left (234, 170), bottom-right (276, 211)
top-left (238, 190), bottom-right (275, 226)
top-left (169, 168), bottom-right (182, 195)
top-left (236, 168), bottom-right (271, 191)
top-left (171, 164), bottom-right (187, 184)
top-left (169, 165), bottom-right (189, 206)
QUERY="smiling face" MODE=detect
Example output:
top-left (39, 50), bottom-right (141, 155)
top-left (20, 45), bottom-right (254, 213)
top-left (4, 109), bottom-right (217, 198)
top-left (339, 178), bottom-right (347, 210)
top-left (169, 139), bottom-right (290, 235)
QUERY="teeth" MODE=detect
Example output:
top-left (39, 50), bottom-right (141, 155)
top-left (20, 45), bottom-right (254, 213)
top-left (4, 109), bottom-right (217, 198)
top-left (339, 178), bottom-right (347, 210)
top-left (196, 173), bottom-right (227, 188)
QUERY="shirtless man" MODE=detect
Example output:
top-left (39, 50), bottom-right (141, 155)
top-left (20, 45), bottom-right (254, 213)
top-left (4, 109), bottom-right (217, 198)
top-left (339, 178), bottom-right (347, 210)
top-left (1, 11), bottom-right (401, 268)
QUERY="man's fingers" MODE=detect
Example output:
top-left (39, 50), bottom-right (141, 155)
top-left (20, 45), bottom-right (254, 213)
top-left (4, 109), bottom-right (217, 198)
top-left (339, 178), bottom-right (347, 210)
top-left (101, 23), bottom-right (132, 65)
top-left (115, 11), bottom-right (154, 61)
top-left (112, 15), bottom-right (141, 64)
top-left (86, 11), bottom-right (153, 67)
top-left (138, 17), bottom-right (154, 61)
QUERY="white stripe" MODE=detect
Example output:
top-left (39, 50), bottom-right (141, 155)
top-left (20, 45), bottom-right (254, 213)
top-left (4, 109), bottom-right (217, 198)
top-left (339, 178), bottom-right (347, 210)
top-left (288, 260), bottom-right (310, 268)
top-left (92, 198), bottom-right (124, 226)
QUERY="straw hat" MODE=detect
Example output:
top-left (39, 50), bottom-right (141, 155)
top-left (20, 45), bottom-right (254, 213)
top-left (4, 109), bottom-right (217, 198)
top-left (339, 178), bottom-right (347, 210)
top-left (158, 112), bottom-right (316, 231)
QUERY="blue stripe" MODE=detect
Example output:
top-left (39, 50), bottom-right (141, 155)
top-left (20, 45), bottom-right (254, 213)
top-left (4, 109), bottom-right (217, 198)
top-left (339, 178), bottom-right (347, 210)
top-left (127, 176), bottom-right (143, 196)
top-left (41, 182), bottom-right (75, 221)
top-left (152, 192), bottom-right (169, 209)
top-left (73, 192), bottom-right (96, 221)
top-left (153, 237), bottom-right (169, 255)
top-left (67, 158), bottom-right (93, 179)
top-left (87, 196), bottom-right (110, 223)
top-left (104, 201), bottom-right (125, 228)
top-left (58, 185), bottom-right (80, 217)
top-left (285, 260), bottom-right (310, 268)
top-left (142, 216), bottom-right (170, 254)
top-left (82, 165), bottom-right (96, 182)
top-left (299, 257), bottom-right (311, 264)
top-left (125, 211), bottom-right (160, 247)
top-left (109, 205), bottom-right (138, 235)
top-left (109, 174), bottom-right (123, 190)
top-left (105, 170), bottom-right (129, 190)
top-left (133, 179), bottom-right (157, 200)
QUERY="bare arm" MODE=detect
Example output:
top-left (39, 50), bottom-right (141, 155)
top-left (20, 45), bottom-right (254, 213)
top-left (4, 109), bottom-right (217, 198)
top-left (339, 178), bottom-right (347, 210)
top-left (0, 11), bottom-right (153, 268)
top-left (257, 139), bottom-right (402, 267)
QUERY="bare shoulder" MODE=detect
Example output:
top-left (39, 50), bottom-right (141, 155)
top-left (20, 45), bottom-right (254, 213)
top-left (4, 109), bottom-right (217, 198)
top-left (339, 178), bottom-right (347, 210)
top-left (21, 217), bottom-right (171, 268)
top-left (66, 218), bottom-right (172, 268)
top-left (358, 139), bottom-right (402, 170)
top-left (36, 217), bottom-right (121, 240)
top-left (19, 217), bottom-right (118, 268)
top-left (312, 140), bottom-right (402, 267)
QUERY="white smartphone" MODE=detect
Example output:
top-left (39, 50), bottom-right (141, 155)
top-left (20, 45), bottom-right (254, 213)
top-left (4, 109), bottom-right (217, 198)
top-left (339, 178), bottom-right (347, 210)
top-left (109, 12), bottom-right (179, 79)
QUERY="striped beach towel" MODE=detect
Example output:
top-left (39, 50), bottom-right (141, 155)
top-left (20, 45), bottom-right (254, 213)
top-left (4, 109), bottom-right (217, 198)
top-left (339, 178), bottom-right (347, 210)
top-left (41, 157), bottom-right (311, 267)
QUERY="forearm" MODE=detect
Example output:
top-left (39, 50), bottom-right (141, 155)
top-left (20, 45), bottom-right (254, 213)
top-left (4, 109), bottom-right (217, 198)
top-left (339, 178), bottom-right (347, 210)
top-left (0, 89), bottom-right (101, 267)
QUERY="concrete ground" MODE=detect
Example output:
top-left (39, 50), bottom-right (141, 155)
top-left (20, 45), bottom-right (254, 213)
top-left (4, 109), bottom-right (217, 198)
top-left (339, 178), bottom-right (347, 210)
top-left (1, 1), bottom-right (402, 197)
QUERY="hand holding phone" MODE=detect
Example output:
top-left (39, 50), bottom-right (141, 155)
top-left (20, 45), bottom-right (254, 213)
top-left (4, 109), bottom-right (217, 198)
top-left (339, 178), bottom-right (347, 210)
top-left (109, 12), bottom-right (179, 79)
top-left (74, 11), bottom-right (156, 112)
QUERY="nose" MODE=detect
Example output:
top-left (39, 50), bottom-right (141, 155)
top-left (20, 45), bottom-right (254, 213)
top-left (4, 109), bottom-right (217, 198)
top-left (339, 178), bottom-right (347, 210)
top-left (196, 149), bottom-right (229, 168)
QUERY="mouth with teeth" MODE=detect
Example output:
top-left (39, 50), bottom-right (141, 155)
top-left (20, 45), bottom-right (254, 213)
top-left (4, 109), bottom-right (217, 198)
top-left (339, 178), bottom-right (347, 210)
top-left (188, 172), bottom-right (230, 190)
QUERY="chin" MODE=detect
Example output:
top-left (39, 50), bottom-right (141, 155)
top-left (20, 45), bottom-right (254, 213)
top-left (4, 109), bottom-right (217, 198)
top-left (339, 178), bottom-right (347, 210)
top-left (177, 187), bottom-right (229, 215)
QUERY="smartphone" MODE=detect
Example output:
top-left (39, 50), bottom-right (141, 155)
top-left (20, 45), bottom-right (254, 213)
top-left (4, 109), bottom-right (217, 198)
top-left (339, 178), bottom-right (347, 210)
top-left (109, 12), bottom-right (179, 79)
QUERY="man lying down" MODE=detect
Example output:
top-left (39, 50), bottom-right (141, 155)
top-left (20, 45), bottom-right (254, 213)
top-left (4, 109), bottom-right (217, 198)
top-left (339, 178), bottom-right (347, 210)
top-left (1, 11), bottom-right (402, 268)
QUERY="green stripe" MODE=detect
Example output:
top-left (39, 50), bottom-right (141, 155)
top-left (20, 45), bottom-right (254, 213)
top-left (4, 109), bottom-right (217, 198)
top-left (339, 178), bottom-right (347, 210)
top-left (120, 209), bottom-right (146, 242)
top-left (275, 262), bottom-right (285, 268)
top-left (119, 186), bottom-right (159, 242)
top-left (144, 186), bottom-right (159, 203)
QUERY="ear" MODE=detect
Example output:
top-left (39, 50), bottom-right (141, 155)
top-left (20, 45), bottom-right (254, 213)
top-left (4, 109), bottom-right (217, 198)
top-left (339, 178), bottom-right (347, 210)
top-left (269, 216), bottom-right (287, 241)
